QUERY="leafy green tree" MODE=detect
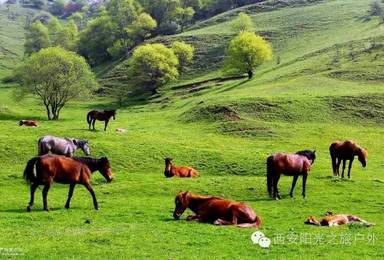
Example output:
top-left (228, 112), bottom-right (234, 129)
top-left (47, 17), bottom-right (63, 46)
top-left (231, 12), bottom-right (253, 33)
top-left (224, 31), bottom-right (272, 79)
top-left (15, 47), bottom-right (96, 120)
top-left (175, 6), bottom-right (195, 31)
top-left (78, 15), bottom-right (116, 65)
top-left (127, 43), bottom-right (179, 94)
top-left (56, 19), bottom-right (78, 51)
top-left (171, 41), bottom-right (194, 70)
top-left (31, 0), bottom-right (46, 9)
top-left (50, 0), bottom-right (66, 16)
top-left (24, 21), bottom-right (50, 55)
top-left (127, 13), bottom-right (157, 44)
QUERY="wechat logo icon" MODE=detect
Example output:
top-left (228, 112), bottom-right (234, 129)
top-left (251, 231), bottom-right (271, 248)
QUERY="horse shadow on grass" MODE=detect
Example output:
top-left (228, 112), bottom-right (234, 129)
top-left (0, 207), bottom-right (62, 213)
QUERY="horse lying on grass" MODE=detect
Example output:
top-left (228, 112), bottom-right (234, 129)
top-left (24, 155), bottom-right (113, 211)
top-left (19, 120), bottom-right (38, 127)
top-left (38, 135), bottom-right (90, 157)
top-left (173, 191), bottom-right (261, 228)
top-left (164, 158), bottom-right (199, 177)
top-left (330, 140), bottom-right (368, 178)
top-left (305, 212), bottom-right (374, 227)
top-left (267, 150), bottom-right (316, 200)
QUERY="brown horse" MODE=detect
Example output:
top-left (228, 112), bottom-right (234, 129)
top-left (23, 155), bottom-right (113, 211)
top-left (305, 212), bottom-right (374, 227)
top-left (87, 110), bottom-right (116, 131)
top-left (329, 140), bottom-right (368, 178)
top-left (19, 120), bottom-right (38, 127)
top-left (267, 150), bottom-right (316, 200)
top-left (173, 191), bottom-right (261, 228)
top-left (164, 158), bottom-right (199, 177)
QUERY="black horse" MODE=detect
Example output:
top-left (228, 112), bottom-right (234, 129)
top-left (87, 110), bottom-right (116, 131)
top-left (267, 150), bottom-right (316, 200)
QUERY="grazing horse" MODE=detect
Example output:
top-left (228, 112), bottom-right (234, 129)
top-left (164, 158), bottom-right (199, 177)
top-left (87, 110), bottom-right (116, 131)
top-left (23, 155), bottom-right (113, 211)
top-left (38, 135), bottom-right (90, 157)
top-left (329, 140), bottom-right (368, 178)
top-left (19, 120), bottom-right (38, 127)
top-left (305, 212), bottom-right (374, 227)
top-left (267, 150), bottom-right (316, 200)
top-left (173, 191), bottom-right (261, 228)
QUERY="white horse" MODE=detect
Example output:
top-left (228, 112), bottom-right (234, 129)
top-left (38, 135), bottom-right (90, 157)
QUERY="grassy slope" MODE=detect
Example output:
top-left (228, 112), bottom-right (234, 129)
top-left (1, 0), bottom-right (384, 259)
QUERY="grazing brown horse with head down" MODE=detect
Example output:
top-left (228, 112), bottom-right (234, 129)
top-left (329, 140), bottom-right (368, 178)
top-left (305, 212), bottom-right (374, 227)
top-left (267, 150), bottom-right (316, 200)
top-left (23, 155), bottom-right (113, 211)
top-left (173, 191), bottom-right (261, 228)
top-left (19, 120), bottom-right (38, 127)
top-left (164, 158), bottom-right (199, 177)
top-left (87, 110), bottom-right (116, 131)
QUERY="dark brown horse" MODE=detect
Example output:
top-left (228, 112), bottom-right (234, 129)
top-left (164, 158), bottom-right (199, 177)
top-left (19, 120), bottom-right (38, 127)
top-left (173, 191), bottom-right (261, 227)
top-left (87, 110), bottom-right (116, 131)
top-left (267, 150), bottom-right (316, 200)
top-left (23, 155), bottom-right (113, 211)
top-left (329, 140), bottom-right (368, 178)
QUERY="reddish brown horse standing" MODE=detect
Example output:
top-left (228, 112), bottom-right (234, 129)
top-left (23, 155), bottom-right (113, 211)
top-left (164, 158), bottom-right (199, 177)
top-left (267, 150), bottom-right (316, 200)
top-left (329, 140), bottom-right (368, 178)
top-left (87, 110), bottom-right (116, 131)
top-left (173, 191), bottom-right (261, 228)
top-left (19, 120), bottom-right (38, 127)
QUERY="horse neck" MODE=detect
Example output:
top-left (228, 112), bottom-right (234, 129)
top-left (187, 194), bottom-right (214, 213)
top-left (76, 158), bottom-right (99, 173)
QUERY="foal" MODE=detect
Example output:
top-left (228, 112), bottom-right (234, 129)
top-left (329, 140), bottom-right (368, 178)
top-left (164, 158), bottom-right (199, 177)
top-left (305, 212), bottom-right (374, 227)
top-left (24, 155), bottom-right (113, 211)
top-left (173, 191), bottom-right (261, 228)
top-left (19, 120), bottom-right (38, 127)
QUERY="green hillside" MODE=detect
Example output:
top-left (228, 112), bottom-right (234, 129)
top-left (0, 0), bottom-right (384, 258)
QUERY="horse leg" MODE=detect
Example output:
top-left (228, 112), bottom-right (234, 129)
top-left (348, 159), bottom-right (353, 179)
top-left (273, 174), bottom-right (281, 200)
top-left (42, 183), bottom-right (51, 211)
top-left (65, 183), bottom-right (76, 209)
top-left (186, 215), bottom-right (200, 221)
top-left (27, 182), bottom-right (39, 212)
top-left (289, 175), bottom-right (299, 198)
top-left (84, 183), bottom-right (98, 210)
top-left (104, 120), bottom-right (109, 131)
top-left (214, 210), bottom-right (237, 225)
top-left (331, 156), bottom-right (337, 176)
top-left (341, 159), bottom-right (346, 178)
top-left (336, 159), bottom-right (341, 177)
top-left (302, 173), bottom-right (308, 198)
top-left (92, 119), bottom-right (96, 131)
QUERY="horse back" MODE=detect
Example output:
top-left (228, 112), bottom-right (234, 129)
top-left (271, 153), bottom-right (311, 175)
top-left (330, 140), bottom-right (359, 159)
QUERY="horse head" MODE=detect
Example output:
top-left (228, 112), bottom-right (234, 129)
top-left (99, 157), bottom-right (113, 182)
top-left (19, 120), bottom-right (24, 126)
top-left (358, 148), bottom-right (368, 167)
top-left (164, 157), bottom-right (173, 177)
top-left (75, 139), bottom-right (90, 156)
top-left (110, 110), bottom-right (116, 120)
top-left (173, 191), bottom-right (190, 220)
top-left (304, 216), bottom-right (320, 226)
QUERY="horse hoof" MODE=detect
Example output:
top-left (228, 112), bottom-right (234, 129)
top-left (44, 208), bottom-right (50, 212)
top-left (27, 206), bottom-right (32, 212)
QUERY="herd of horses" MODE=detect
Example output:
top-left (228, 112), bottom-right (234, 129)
top-left (20, 110), bottom-right (371, 227)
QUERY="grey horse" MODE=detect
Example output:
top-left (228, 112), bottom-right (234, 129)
top-left (38, 135), bottom-right (90, 157)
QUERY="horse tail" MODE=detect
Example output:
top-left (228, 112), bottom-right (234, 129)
top-left (329, 143), bottom-right (337, 176)
top-left (237, 216), bottom-right (262, 228)
top-left (23, 157), bottom-right (38, 183)
top-left (87, 110), bottom-right (94, 124)
top-left (266, 155), bottom-right (274, 197)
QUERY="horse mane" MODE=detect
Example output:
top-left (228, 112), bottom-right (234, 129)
top-left (296, 150), bottom-right (315, 160)
top-left (73, 157), bottom-right (102, 172)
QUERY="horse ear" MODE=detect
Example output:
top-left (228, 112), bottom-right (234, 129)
top-left (72, 139), bottom-right (77, 145)
top-left (313, 150), bottom-right (316, 154)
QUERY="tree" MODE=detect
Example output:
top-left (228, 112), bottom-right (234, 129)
top-left (31, 0), bottom-right (46, 9)
top-left (56, 19), bottom-right (78, 51)
top-left (369, 1), bottom-right (383, 16)
top-left (171, 41), bottom-right (194, 70)
top-left (47, 17), bottom-right (63, 46)
top-left (24, 21), bottom-right (50, 56)
top-left (223, 31), bottom-right (272, 79)
top-left (231, 12), bottom-right (253, 33)
top-left (127, 43), bottom-right (179, 94)
top-left (50, 0), bottom-right (66, 16)
top-left (127, 13), bottom-right (157, 44)
top-left (15, 47), bottom-right (96, 120)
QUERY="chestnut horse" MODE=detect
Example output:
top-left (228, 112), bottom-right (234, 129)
top-left (23, 155), bottom-right (113, 211)
top-left (329, 140), bottom-right (368, 178)
top-left (19, 120), bottom-right (38, 127)
top-left (305, 212), bottom-right (374, 227)
top-left (87, 110), bottom-right (116, 131)
top-left (164, 158), bottom-right (199, 177)
top-left (267, 150), bottom-right (316, 200)
top-left (173, 191), bottom-right (261, 228)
